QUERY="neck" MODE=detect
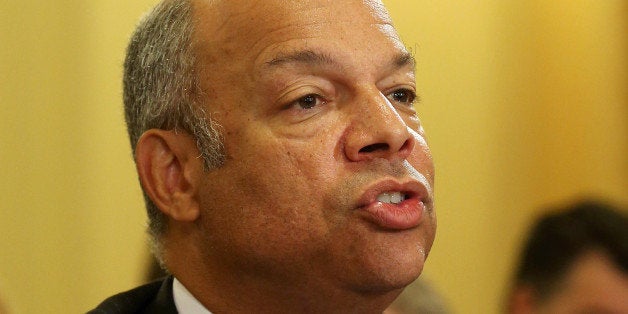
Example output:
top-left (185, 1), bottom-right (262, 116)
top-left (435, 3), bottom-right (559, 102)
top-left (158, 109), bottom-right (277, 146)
top-left (165, 251), bottom-right (400, 313)
top-left (176, 270), bottom-right (400, 313)
top-left (162, 226), bottom-right (402, 313)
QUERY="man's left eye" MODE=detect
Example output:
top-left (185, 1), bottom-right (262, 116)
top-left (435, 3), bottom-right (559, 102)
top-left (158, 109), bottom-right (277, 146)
top-left (388, 89), bottom-right (416, 105)
top-left (292, 94), bottom-right (325, 110)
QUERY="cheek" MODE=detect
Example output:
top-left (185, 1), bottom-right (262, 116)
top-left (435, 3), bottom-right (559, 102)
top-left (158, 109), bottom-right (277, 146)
top-left (201, 116), bottom-right (352, 248)
top-left (408, 129), bottom-right (435, 181)
top-left (224, 132), bottom-right (337, 222)
top-left (199, 146), bottom-right (331, 262)
top-left (421, 213), bottom-right (437, 254)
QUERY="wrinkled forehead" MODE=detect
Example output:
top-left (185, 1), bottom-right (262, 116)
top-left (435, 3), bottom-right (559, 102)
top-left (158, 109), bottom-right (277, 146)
top-left (190, 0), bottom-right (396, 53)
top-left (192, 0), bottom-right (392, 27)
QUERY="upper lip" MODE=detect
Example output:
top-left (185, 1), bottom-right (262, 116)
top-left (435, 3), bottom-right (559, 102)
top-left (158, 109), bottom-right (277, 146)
top-left (356, 178), bottom-right (432, 208)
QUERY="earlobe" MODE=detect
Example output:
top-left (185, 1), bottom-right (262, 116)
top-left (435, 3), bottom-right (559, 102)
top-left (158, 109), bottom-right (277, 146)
top-left (135, 129), bottom-right (203, 223)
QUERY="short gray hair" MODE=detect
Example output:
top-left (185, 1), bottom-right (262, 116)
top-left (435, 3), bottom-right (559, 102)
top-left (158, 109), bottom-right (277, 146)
top-left (123, 0), bottom-right (224, 261)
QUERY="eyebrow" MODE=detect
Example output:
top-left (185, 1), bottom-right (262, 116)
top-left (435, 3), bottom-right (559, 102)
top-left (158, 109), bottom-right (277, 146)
top-left (266, 50), bottom-right (336, 67)
top-left (265, 49), bottom-right (415, 71)
top-left (394, 51), bottom-right (416, 69)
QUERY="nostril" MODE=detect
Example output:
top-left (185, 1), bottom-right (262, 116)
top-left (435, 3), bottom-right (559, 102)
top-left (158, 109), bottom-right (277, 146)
top-left (359, 143), bottom-right (389, 153)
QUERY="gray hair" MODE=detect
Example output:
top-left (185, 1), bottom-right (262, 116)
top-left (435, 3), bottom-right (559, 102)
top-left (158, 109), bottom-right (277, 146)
top-left (123, 0), bottom-right (224, 262)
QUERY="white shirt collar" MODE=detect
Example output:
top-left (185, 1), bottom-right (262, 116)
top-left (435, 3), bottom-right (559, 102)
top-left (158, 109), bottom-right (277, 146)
top-left (172, 278), bottom-right (213, 314)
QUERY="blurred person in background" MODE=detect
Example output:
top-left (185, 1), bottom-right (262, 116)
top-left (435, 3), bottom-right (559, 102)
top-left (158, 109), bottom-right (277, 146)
top-left (506, 200), bottom-right (628, 314)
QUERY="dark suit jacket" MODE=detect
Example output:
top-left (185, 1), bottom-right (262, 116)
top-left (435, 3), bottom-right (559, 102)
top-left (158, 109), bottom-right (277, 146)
top-left (87, 276), bottom-right (178, 314)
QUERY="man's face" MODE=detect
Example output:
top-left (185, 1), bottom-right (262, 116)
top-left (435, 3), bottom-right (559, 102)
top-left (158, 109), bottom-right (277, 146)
top-left (191, 0), bottom-right (436, 295)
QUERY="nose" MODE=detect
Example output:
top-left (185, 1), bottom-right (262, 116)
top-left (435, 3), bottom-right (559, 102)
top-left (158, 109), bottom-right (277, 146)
top-left (344, 91), bottom-right (415, 162)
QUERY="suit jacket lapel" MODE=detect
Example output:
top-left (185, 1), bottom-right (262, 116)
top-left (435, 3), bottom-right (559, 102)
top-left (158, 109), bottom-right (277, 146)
top-left (142, 276), bottom-right (178, 314)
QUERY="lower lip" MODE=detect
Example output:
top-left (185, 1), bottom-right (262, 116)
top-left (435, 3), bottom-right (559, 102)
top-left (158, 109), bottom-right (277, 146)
top-left (360, 198), bottom-right (424, 230)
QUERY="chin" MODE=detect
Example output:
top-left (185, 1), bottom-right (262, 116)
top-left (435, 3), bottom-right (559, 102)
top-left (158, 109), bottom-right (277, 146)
top-left (388, 262), bottom-right (425, 290)
top-left (352, 255), bottom-right (426, 295)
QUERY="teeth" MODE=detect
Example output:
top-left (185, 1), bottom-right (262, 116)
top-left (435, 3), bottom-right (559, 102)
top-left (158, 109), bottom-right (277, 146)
top-left (376, 192), bottom-right (406, 204)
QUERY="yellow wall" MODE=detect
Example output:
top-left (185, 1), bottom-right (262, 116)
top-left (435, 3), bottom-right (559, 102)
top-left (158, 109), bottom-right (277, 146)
top-left (0, 1), bottom-right (625, 313)
top-left (1, 1), bottom-right (155, 313)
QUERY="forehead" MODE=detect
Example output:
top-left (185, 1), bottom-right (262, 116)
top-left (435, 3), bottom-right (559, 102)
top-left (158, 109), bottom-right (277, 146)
top-left (190, 0), bottom-right (403, 66)
top-left (193, 0), bottom-right (392, 31)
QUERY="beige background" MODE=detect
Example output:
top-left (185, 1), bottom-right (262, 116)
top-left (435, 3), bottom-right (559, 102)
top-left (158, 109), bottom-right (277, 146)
top-left (1, 1), bottom-right (626, 313)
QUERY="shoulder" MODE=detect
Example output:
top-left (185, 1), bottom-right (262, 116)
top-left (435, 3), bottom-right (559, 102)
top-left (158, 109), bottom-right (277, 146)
top-left (86, 276), bottom-right (177, 314)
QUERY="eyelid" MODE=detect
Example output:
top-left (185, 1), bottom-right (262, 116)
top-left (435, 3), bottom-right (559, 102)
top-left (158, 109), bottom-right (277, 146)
top-left (280, 89), bottom-right (328, 110)
top-left (287, 93), bottom-right (327, 110)
top-left (275, 78), bottom-right (335, 109)
top-left (385, 86), bottom-right (418, 106)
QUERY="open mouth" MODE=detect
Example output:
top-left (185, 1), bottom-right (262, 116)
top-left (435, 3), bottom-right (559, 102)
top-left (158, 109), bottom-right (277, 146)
top-left (356, 179), bottom-right (431, 230)
top-left (375, 191), bottom-right (409, 205)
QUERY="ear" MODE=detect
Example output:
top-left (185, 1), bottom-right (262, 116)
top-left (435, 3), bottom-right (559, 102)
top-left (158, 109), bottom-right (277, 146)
top-left (135, 129), bottom-right (204, 222)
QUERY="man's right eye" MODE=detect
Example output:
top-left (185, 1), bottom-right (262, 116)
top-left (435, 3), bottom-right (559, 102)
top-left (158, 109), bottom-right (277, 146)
top-left (292, 94), bottom-right (325, 110)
